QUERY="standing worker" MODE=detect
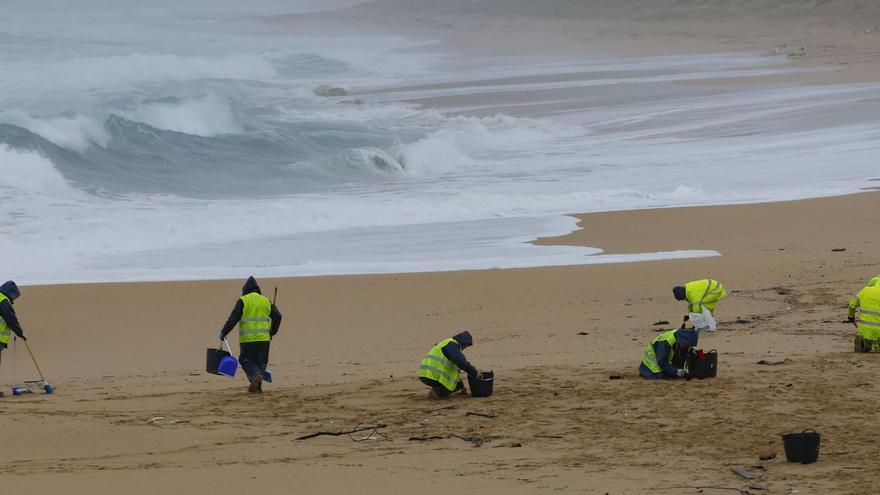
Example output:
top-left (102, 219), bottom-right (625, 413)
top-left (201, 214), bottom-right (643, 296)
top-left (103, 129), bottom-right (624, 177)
top-left (418, 331), bottom-right (481, 399)
top-left (0, 281), bottom-right (27, 388)
top-left (673, 278), bottom-right (727, 331)
top-left (639, 326), bottom-right (699, 379)
top-left (848, 276), bottom-right (880, 353)
top-left (219, 276), bottom-right (282, 393)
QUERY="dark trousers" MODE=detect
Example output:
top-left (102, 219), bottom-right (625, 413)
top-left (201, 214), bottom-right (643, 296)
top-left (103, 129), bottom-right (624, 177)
top-left (420, 377), bottom-right (463, 398)
top-left (239, 342), bottom-right (270, 380)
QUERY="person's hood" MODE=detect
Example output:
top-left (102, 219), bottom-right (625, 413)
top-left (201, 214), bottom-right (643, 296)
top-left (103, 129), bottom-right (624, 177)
top-left (869, 276), bottom-right (880, 287)
top-left (675, 328), bottom-right (699, 347)
top-left (452, 330), bottom-right (473, 348)
top-left (673, 286), bottom-right (686, 301)
top-left (0, 280), bottom-right (20, 302)
top-left (241, 276), bottom-right (261, 295)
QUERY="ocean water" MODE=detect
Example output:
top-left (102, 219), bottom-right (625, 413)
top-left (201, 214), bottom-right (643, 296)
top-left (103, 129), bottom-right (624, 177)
top-left (2, 1), bottom-right (879, 284)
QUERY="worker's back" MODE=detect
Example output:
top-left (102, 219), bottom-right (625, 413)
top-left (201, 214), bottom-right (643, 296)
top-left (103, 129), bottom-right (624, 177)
top-left (856, 285), bottom-right (880, 340)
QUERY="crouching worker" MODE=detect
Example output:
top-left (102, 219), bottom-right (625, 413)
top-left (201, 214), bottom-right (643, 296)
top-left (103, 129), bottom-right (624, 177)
top-left (639, 327), bottom-right (698, 380)
top-left (418, 331), bottom-right (480, 399)
top-left (673, 278), bottom-right (727, 332)
top-left (219, 276), bottom-right (282, 393)
top-left (848, 276), bottom-right (880, 353)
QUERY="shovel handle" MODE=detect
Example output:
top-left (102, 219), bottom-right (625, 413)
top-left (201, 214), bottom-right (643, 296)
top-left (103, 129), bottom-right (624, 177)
top-left (23, 340), bottom-right (46, 383)
top-left (222, 338), bottom-right (234, 355)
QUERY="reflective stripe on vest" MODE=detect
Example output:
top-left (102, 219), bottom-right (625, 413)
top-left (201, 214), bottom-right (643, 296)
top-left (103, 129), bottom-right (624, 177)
top-left (0, 293), bottom-right (9, 345)
top-left (856, 286), bottom-right (880, 341)
top-left (686, 278), bottom-right (726, 314)
top-left (418, 338), bottom-right (461, 391)
top-left (641, 330), bottom-right (678, 375)
top-left (239, 292), bottom-right (272, 343)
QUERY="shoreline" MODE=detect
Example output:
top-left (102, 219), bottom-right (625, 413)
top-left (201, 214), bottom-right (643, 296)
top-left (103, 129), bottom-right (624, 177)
top-left (15, 190), bottom-right (877, 287)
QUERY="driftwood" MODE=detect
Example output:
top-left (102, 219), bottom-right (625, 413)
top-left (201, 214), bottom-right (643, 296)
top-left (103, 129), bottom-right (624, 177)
top-left (408, 434), bottom-right (484, 447)
top-left (756, 359), bottom-right (788, 366)
top-left (428, 405), bottom-right (457, 413)
top-left (296, 422), bottom-right (386, 441)
top-left (655, 486), bottom-right (754, 494)
top-left (465, 411), bottom-right (497, 419)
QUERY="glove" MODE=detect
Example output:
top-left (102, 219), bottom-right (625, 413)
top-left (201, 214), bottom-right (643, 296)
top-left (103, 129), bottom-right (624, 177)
top-left (16, 333), bottom-right (26, 341)
top-left (676, 368), bottom-right (687, 378)
top-left (218, 331), bottom-right (225, 341)
top-left (848, 315), bottom-right (856, 323)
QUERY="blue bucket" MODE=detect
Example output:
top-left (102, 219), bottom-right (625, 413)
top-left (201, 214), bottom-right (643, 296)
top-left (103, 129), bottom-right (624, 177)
top-left (217, 355), bottom-right (238, 377)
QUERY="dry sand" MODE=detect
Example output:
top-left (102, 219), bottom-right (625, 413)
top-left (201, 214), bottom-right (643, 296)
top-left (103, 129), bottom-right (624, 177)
top-left (4, 2), bottom-right (880, 494)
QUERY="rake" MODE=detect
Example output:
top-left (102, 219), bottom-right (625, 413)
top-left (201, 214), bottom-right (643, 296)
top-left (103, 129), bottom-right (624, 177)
top-left (23, 340), bottom-right (54, 394)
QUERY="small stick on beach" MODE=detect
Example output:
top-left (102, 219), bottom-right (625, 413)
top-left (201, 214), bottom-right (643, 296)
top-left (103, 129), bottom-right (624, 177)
top-left (296, 422), bottom-right (387, 441)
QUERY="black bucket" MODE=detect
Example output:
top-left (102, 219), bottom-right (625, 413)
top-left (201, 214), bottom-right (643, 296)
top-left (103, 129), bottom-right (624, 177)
top-left (467, 371), bottom-right (494, 397)
top-left (782, 429), bottom-right (821, 464)
top-left (687, 349), bottom-right (718, 379)
top-left (206, 347), bottom-right (231, 375)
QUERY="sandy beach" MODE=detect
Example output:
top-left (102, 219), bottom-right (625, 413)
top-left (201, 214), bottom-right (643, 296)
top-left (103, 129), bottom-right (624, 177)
top-left (3, 1), bottom-right (880, 494)
top-left (3, 191), bottom-right (879, 494)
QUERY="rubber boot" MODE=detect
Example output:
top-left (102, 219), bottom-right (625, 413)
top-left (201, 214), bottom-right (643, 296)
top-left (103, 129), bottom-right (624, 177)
top-left (248, 374), bottom-right (263, 394)
top-left (855, 335), bottom-right (866, 353)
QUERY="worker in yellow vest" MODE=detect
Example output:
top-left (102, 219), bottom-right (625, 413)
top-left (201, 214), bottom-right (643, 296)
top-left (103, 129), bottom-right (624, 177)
top-left (219, 276), bottom-right (282, 393)
top-left (418, 331), bottom-right (481, 399)
top-left (673, 278), bottom-right (727, 332)
top-left (0, 281), bottom-right (28, 392)
top-left (848, 276), bottom-right (880, 353)
top-left (639, 326), bottom-right (698, 379)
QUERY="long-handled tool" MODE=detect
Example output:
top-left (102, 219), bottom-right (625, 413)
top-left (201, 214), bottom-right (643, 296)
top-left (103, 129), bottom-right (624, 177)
top-left (23, 340), bottom-right (54, 394)
top-left (11, 337), bottom-right (32, 396)
top-left (260, 287), bottom-right (278, 384)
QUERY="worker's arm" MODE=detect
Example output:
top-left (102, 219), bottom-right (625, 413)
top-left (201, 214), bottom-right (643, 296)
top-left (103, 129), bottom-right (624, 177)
top-left (653, 341), bottom-right (680, 377)
top-left (848, 292), bottom-right (862, 319)
top-left (441, 342), bottom-right (479, 378)
top-left (0, 300), bottom-right (25, 339)
top-left (219, 300), bottom-right (244, 339)
top-left (269, 304), bottom-right (282, 337)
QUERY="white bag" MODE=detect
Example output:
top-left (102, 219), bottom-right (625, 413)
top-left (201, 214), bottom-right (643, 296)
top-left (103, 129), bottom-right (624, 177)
top-left (689, 308), bottom-right (717, 332)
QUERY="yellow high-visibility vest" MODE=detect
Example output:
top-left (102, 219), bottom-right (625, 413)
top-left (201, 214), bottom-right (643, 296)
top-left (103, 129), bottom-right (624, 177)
top-left (418, 338), bottom-right (461, 391)
top-left (850, 285), bottom-right (880, 341)
top-left (685, 279), bottom-right (727, 314)
top-left (239, 292), bottom-right (272, 343)
top-left (0, 293), bottom-right (9, 345)
top-left (641, 330), bottom-right (678, 375)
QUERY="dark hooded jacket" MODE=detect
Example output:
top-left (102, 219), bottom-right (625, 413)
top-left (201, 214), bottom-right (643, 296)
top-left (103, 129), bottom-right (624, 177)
top-left (440, 331), bottom-right (478, 378)
top-left (0, 281), bottom-right (25, 343)
top-left (219, 277), bottom-right (282, 340)
top-left (642, 328), bottom-right (698, 378)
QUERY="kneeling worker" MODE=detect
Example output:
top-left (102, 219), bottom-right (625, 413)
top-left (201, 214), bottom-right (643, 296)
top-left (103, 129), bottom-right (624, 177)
top-left (673, 278), bottom-right (727, 331)
top-left (639, 326), bottom-right (698, 379)
top-left (219, 276), bottom-right (282, 393)
top-left (418, 331), bottom-right (480, 399)
top-left (848, 276), bottom-right (880, 353)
